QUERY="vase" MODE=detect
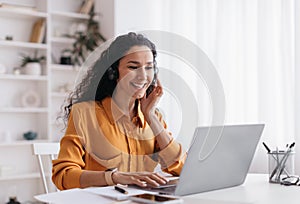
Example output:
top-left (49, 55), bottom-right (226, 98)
top-left (24, 62), bottom-right (41, 75)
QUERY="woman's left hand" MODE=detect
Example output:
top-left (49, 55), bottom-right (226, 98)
top-left (141, 80), bottom-right (171, 147)
top-left (140, 79), bottom-right (163, 119)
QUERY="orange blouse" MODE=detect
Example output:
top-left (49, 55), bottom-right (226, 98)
top-left (52, 97), bottom-right (185, 190)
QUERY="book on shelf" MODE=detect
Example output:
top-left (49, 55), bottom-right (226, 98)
top-left (0, 2), bottom-right (36, 11)
top-left (29, 19), bottom-right (46, 43)
top-left (78, 0), bottom-right (94, 14)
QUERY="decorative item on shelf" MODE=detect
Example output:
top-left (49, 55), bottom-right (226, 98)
top-left (60, 50), bottom-right (72, 65)
top-left (78, 0), bottom-right (95, 14)
top-left (21, 90), bottom-right (41, 108)
top-left (29, 18), bottom-right (46, 43)
top-left (6, 196), bottom-right (21, 204)
top-left (0, 63), bottom-right (6, 74)
top-left (69, 9), bottom-right (106, 66)
top-left (23, 131), bottom-right (37, 140)
top-left (20, 50), bottom-right (46, 75)
top-left (12, 67), bottom-right (21, 75)
top-left (5, 35), bottom-right (13, 41)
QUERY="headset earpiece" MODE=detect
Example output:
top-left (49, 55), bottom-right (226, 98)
top-left (107, 66), bottom-right (119, 80)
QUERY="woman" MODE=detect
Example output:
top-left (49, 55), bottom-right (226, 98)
top-left (52, 32), bottom-right (185, 190)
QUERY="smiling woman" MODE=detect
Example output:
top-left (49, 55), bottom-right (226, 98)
top-left (52, 32), bottom-right (186, 190)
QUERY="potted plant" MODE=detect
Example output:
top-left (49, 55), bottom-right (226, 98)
top-left (68, 10), bottom-right (106, 66)
top-left (20, 50), bottom-right (46, 75)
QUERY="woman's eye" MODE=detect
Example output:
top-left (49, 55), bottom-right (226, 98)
top-left (127, 66), bottom-right (153, 70)
top-left (128, 66), bottom-right (138, 69)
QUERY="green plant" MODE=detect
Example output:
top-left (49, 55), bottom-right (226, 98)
top-left (20, 50), bottom-right (46, 67)
top-left (70, 10), bottom-right (106, 66)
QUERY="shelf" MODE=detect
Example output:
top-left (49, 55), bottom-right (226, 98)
top-left (51, 64), bottom-right (78, 71)
top-left (51, 37), bottom-right (75, 44)
top-left (0, 107), bottom-right (49, 113)
top-left (0, 172), bottom-right (50, 181)
top-left (0, 7), bottom-right (47, 18)
top-left (51, 11), bottom-right (89, 20)
top-left (0, 74), bottom-right (48, 81)
top-left (0, 173), bottom-right (40, 181)
top-left (0, 40), bottom-right (47, 49)
top-left (0, 140), bottom-right (50, 147)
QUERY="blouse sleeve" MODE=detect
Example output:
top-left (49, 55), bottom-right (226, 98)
top-left (52, 109), bottom-right (86, 190)
top-left (154, 110), bottom-right (186, 176)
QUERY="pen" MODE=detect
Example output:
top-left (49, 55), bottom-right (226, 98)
top-left (270, 142), bottom-right (295, 181)
top-left (114, 185), bottom-right (128, 194)
top-left (276, 142), bottom-right (295, 180)
top-left (263, 143), bottom-right (289, 178)
top-left (262, 142), bottom-right (271, 153)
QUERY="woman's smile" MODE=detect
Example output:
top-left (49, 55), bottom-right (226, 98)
top-left (130, 81), bottom-right (148, 89)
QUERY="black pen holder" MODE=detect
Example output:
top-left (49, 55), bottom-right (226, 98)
top-left (268, 151), bottom-right (295, 183)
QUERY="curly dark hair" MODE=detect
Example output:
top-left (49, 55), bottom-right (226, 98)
top-left (61, 32), bottom-right (157, 125)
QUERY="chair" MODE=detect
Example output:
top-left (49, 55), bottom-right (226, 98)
top-left (32, 142), bottom-right (60, 194)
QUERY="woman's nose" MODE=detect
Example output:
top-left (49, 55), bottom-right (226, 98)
top-left (136, 67), bottom-right (147, 80)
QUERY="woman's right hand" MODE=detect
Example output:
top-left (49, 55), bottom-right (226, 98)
top-left (112, 171), bottom-right (167, 188)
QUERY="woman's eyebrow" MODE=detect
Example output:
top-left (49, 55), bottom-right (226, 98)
top-left (127, 61), bottom-right (153, 65)
top-left (127, 61), bottom-right (140, 65)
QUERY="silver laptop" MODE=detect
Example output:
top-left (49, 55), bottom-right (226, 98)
top-left (152, 124), bottom-right (264, 196)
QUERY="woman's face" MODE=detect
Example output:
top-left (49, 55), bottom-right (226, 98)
top-left (116, 45), bottom-right (155, 99)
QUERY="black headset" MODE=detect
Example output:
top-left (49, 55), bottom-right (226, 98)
top-left (107, 65), bottom-right (119, 80)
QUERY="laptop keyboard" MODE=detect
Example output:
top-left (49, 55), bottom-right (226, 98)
top-left (128, 178), bottom-right (179, 195)
top-left (149, 185), bottom-right (177, 195)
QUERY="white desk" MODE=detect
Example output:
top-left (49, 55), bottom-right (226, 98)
top-left (183, 174), bottom-right (300, 204)
top-left (35, 174), bottom-right (300, 204)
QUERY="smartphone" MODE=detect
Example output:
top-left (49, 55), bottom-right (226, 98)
top-left (146, 71), bottom-right (158, 97)
top-left (146, 84), bottom-right (155, 97)
top-left (130, 193), bottom-right (183, 204)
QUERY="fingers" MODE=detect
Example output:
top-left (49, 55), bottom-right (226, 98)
top-left (154, 85), bottom-right (163, 97)
top-left (147, 83), bottom-right (163, 100)
top-left (116, 172), bottom-right (167, 188)
top-left (136, 173), bottom-right (167, 188)
top-left (129, 176), bottom-right (148, 187)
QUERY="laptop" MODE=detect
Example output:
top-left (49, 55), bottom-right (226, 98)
top-left (151, 124), bottom-right (265, 196)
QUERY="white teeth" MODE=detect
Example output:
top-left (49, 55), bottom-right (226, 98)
top-left (132, 82), bottom-right (146, 89)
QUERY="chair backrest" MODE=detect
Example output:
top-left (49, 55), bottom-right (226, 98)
top-left (32, 143), bottom-right (60, 194)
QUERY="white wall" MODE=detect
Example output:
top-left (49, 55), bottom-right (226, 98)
top-left (295, 0), bottom-right (300, 175)
top-left (96, 0), bottom-right (115, 39)
top-left (113, 0), bottom-right (165, 35)
top-left (97, 0), bottom-right (166, 39)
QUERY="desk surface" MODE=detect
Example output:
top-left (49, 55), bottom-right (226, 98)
top-left (35, 174), bottom-right (300, 204)
top-left (183, 174), bottom-right (300, 204)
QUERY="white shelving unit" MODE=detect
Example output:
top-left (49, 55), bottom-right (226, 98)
top-left (0, 40), bottom-right (48, 49)
top-left (0, 173), bottom-right (42, 181)
top-left (51, 10), bottom-right (89, 19)
top-left (0, 0), bottom-right (104, 202)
